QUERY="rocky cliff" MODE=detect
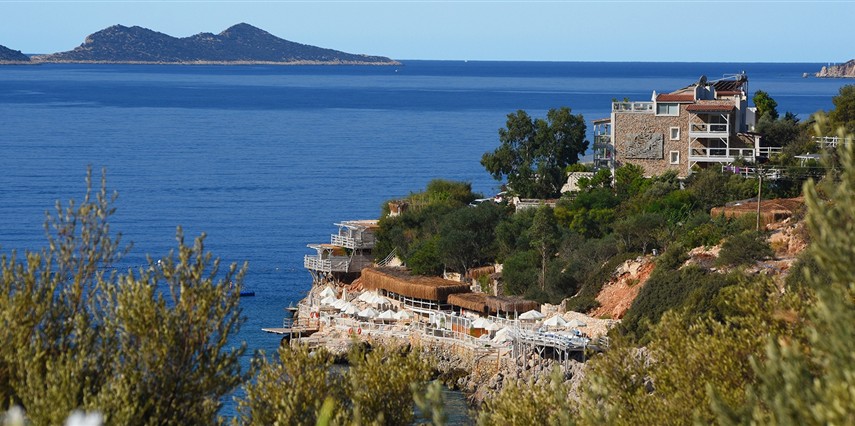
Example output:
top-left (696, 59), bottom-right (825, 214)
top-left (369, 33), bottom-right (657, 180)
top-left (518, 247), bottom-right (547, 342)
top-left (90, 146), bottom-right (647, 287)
top-left (0, 44), bottom-right (29, 62)
top-left (816, 59), bottom-right (855, 78)
top-left (33, 23), bottom-right (399, 65)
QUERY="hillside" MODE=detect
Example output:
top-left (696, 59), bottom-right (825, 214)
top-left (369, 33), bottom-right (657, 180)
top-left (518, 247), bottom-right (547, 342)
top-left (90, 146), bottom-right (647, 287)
top-left (816, 59), bottom-right (855, 78)
top-left (0, 44), bottom-right (29, 62)
top-left (33, 23), bottom-right (399, 65)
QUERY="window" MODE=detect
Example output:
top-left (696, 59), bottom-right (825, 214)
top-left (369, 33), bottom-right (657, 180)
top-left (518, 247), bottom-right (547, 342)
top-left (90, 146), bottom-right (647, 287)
top-left (670, 127), bottom-right (680, 140)
top-left (670, 150), bottom-right (680, 165)
top-left (656, 103), bottom-right (679, 116)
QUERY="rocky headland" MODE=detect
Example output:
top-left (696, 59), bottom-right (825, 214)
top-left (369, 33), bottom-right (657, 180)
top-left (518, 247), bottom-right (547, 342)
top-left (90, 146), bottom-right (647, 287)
top-left (0, 44), bottom-right (30, 63)
top-left (27, 23), bottom-right (400, 65)
top-left (816, 59), bottom-right (855, 78)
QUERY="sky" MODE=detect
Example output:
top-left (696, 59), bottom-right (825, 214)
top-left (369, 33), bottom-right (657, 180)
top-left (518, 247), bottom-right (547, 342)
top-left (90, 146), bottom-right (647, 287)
top-left (1, 0), bottom-right (853, 62)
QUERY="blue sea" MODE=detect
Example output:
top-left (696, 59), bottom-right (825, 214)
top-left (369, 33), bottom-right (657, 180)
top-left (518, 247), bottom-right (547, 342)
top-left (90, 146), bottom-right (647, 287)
top-left (0, 60), bottom-right (849, 418)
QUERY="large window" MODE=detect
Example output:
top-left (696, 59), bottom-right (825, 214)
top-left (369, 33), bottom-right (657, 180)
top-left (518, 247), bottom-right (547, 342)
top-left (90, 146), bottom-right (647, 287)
top-left (656, 103), bottom-right (679, 116)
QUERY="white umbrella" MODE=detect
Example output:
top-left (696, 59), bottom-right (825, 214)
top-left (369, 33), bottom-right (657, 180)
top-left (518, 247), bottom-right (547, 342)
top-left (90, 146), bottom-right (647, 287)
top-left (358, 307), bottom-right (378, 319)
top-left (471, 317), bottom-right (493, 329)
top-left (370, 295), bottom-right (390, 306)
top-left (319, 286), bottom-right (336, 298)
top-left (343, 304), bottom-right (359, 315)
top-left (492, 329), bottom-right (514, 343)
top-left (544, 315), bottom-right (568, 327)
top-left (320, 296), bottom-right (338, 306)
top-left (377, 310), bottom-right (396, 320)
top-left (332, 299), bottom-right (347, 309)
top-left (519, 310), bottom-right (545, 320)
top-left (567, 318), bottom-right (587, 328)
top-left (358, 292), bottom-right (376, 303)
top-left (393, 310), bottom-right (412, 320)
top-left (485, 322), bottom-right (502, 331)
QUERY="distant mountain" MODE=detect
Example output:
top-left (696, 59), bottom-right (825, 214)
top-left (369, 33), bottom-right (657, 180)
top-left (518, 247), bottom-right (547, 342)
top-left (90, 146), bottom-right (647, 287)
top-left (816, 60), bottom-right (855, 78)
top-left (0, 44), bottom-right (30, 62)
top-left (33, 23), bottom-right (399, 65)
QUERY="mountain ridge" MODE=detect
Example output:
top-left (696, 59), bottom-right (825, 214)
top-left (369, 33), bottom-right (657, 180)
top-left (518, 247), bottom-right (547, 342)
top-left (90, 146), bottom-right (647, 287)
top-left (0, 44), bottom-right (30, 62)
top-left (816, 59), bottom-right (855, 78)
top-left (30, 23), bottom-right (400, 65)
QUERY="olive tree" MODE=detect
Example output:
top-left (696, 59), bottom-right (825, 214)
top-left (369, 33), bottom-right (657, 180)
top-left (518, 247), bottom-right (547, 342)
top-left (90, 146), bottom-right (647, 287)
top-left (0, 169), bottom-right (246, 425)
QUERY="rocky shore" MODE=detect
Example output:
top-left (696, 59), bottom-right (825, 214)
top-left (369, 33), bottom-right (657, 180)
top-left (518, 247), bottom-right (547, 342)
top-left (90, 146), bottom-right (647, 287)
top-left (290, 284), bottom-right (613, 408)
top-left (816, 60), bottom-right (855, 78)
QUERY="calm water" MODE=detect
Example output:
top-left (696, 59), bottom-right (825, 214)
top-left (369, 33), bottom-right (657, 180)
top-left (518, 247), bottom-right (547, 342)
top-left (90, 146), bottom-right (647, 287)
top-left (0, 61), bottom-right (849, 418)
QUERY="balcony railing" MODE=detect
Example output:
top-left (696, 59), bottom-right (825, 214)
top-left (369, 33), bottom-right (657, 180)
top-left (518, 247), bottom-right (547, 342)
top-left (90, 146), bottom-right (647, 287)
top-left (814, 136), bottom-right (850, 149)
top-left (689, 147), bottom-right (755, 161)
top-left (612, 102), bottom-right (654, 113)
top-left (304, 255), bottom-right (333, 273)
top-left (757, 146), bottom-right (783, 157)
top-left (330, 234), bottom-right (375, 249)
top-left (689, 123), bottom-right (729, 137)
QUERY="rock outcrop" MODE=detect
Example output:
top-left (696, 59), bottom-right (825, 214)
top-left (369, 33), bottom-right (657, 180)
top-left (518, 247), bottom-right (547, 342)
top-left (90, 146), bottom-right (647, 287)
top-left (0, 44), bottom-right (29, 62)
top-left (816, 60), bottom-right (855, 78)
top-left (32, 23), bottom-right (400, 65)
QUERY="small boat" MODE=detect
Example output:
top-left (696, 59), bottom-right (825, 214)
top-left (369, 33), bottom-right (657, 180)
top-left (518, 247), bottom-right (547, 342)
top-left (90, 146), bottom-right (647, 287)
top-left (239, 291), bottom-right (255, 297)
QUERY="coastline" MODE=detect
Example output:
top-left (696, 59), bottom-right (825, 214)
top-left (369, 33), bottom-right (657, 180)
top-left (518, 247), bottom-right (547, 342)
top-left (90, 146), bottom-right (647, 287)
top-left (22, 58), bottom-right (402, 66)
top-left (284, 279), bottom-right (613, 408)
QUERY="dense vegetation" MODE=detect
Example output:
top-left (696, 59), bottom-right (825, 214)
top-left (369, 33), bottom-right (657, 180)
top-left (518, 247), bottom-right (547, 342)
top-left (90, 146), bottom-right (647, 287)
top-left (38, 23), bottom-right (398, 64)
top-left (2, 89), bottom-right (854, 424)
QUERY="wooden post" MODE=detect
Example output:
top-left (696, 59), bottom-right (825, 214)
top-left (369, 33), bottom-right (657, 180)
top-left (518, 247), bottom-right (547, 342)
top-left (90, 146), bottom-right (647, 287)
top-left (756, 169), bottom-right (763, 232)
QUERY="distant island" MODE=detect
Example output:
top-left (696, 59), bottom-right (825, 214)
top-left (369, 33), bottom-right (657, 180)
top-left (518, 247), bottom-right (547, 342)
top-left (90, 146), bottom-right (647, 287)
top-left (0, 44), bottom-right (30, 63)
top-left (816, 59), bottom-right (855, 78)
top-left (21, 23), bottom-right (399, 65)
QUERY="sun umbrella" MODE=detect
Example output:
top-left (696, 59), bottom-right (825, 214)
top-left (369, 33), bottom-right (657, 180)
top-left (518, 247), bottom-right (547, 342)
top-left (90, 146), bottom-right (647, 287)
top-left (332, 299), bottom-right (347, 309)
top-left (357, 307), bottom-right (378, 319)
top-left (370, 295), bottom-right (390, 306)
top-left (567, 318), bottom-right (587, 328)
top-left (544, 315), bottom-right (568, 327)
top-left (343, 304), bottom-right (359, 315)
top-left (472, 317), bottom-right (493, 329)
top-left (519, 310), bottom-right (545, 320)
top-left (358, 292), bottom-right (376, 303)
top-left (319, 286), bottom-right (336, 298)
top-left (320, 296), bottom-right (337, 306)
top-left (393, 310), bottom-right (412, 320)
top-left (377, 310), bottom-right (396, 320)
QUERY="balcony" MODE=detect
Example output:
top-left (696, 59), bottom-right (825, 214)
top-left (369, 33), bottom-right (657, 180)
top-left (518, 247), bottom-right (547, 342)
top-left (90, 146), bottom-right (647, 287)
top-left (689, 147), bottom-right (756, 163)
top-left (330, 234), bottom-right (375, 249)
top-left (612, 102), bottom-right (653, 113)
top-left (689, 122), bottom-right (729, 138)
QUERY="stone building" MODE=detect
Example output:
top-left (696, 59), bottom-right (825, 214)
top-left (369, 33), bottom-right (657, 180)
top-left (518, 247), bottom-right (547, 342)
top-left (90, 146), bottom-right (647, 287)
top-left (593, 73), bottom-right (780, 178)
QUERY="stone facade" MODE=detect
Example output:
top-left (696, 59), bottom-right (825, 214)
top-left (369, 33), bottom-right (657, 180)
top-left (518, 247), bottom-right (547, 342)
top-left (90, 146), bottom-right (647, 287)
top-left (613, 104), bottom-right (691, 177)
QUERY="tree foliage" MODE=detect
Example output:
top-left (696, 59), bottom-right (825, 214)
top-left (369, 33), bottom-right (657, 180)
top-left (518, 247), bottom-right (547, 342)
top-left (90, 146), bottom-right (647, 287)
top-left (753, 90), bottom-right (779, 121)
top-left (0, 169), bottom-right (246, 424)
top-left (481, 107), bottom-right (588, 198)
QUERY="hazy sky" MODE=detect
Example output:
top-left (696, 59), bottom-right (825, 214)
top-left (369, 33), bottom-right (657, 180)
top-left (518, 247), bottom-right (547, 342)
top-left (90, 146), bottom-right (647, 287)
top-left (2, 1), bottom-right (852, 62)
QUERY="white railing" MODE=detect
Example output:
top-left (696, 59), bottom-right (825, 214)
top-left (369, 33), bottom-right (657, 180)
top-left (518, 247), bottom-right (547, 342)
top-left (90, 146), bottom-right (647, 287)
top-left (304, 255), bottom-right (332, 272)
top-left (612, 102), bottom-right (654, 113)
top-left (814, 136), bottom-right (850, 149)
top-left (330, 234), bottom-right (356, 249)
top-left (689, 147), bottom-right (755, 160)
top-left (757, 146), bottom-right (783, 157)
top-left (721, 165), bottom-right (783, 179)
top-left (689, 122), bottom-right (729, 136)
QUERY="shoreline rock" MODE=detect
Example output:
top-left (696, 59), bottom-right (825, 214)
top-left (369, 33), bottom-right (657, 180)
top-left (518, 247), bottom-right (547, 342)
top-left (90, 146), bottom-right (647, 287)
top-left (816, 59), bottom-right (855, 78)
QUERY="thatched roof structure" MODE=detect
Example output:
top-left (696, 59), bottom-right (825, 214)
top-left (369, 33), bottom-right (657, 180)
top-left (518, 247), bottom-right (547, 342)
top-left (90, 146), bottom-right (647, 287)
top-left (361, 267), bottom-right (470, 302)
top-left (448, 292), bottom-right (490, 314)
top-left (485, 295), bottom-right (539, 315)
top-left (711, 197), bottom-right (804, 228)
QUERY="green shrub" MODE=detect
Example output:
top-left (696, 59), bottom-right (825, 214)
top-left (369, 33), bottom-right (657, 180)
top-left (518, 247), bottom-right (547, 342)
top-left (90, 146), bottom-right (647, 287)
top-left (716, 231), bottom-right (773, 267)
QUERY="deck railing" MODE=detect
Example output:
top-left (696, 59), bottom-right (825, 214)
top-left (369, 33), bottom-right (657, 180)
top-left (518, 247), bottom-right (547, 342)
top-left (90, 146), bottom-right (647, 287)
top-left (612, 102), bottom-right (654, 113)
top-left (814, 136), bottom-right (850, 148)
top-left (689, 122), bottom-right (729, 136)
top-left (689, 147), bottom-right (755, 160)
top-left (304, 255), bottom-right (332, 272)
